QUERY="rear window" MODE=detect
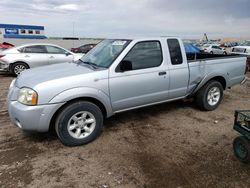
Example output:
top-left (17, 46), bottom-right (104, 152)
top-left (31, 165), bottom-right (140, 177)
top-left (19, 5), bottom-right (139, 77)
top-left (22, 45), bottom-right (47, 53)
top-left (167, 39), bottom-right (183, 65)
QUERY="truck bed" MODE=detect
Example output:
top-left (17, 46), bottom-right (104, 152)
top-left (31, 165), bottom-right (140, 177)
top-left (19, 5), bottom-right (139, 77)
top-left (186, 53), bottom-right (242, 62)
top-left (186, 54), bottom-right (246, 96)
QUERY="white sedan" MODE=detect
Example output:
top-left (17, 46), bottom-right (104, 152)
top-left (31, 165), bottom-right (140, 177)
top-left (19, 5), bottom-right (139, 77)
top-left (0, 43), bottom-right (83, 76)
top-left (203, 44), bottom-right (227, 55)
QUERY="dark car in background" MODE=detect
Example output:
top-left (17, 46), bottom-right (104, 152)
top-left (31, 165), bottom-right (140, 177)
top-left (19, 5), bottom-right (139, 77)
top-left (71, 44), bottom-right (96, 54)
top-left (0, 42), bottom-right (15, 52)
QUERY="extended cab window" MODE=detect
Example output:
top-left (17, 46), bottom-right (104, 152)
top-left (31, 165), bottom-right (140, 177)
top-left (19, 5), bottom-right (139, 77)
top-left (167, 39), bottom-right (183, 65)
top-left (46, 46), bottom-right (67, 54)
top-left (22, 45), bottom-right (47, 53)
top-left (121, 41), bottom-right (163, 70)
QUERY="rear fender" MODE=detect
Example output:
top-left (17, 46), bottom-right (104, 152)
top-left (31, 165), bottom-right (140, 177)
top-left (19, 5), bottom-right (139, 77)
top-left (191, 72), bottom-right (228, 94)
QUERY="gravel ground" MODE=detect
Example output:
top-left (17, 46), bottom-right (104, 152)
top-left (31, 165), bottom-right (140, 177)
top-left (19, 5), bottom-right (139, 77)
top-left (0, 73), bottom-right (250, 188)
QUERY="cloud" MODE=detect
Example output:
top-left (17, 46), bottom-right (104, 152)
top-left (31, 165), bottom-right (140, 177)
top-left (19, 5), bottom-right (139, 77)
top-left (55, 4), bottom-right (79, 11)
top-left (0, 0), bottom-right (249, 39)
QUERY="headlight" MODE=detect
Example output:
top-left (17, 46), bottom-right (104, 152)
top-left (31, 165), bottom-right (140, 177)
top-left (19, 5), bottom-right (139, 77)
top-left (18, 88), bottom-right (38, 106)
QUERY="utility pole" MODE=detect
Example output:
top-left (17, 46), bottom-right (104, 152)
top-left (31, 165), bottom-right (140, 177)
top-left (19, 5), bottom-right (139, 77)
top-left (72, 22), bottom-right (75, 47)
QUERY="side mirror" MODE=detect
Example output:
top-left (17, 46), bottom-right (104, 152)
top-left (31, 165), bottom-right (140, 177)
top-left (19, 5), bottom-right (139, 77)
top-left (120, 60), bottom-right (132, 72)
top-left (65, 52), bottom-right (72, 56)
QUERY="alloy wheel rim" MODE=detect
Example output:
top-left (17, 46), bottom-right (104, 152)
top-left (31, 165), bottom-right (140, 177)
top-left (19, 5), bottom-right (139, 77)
top-left (67, 111), bottom-right (96, 139)
top-left (207, 87), bottom-right (220, 106)
top-left (14, 65), bottom-right (26, 75)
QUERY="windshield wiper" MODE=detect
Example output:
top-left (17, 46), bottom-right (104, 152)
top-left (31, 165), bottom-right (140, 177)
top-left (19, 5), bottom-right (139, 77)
top-left (78, 59), bottom-right (99, 69)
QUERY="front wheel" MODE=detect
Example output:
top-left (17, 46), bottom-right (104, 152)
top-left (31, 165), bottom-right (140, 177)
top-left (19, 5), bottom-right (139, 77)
top-left (55, 101), bottom-right (103, 146)
top-left (195, 80), bottom-right (223, 111)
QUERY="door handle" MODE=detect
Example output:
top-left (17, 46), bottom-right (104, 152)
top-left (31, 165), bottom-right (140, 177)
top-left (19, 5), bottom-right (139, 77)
top-left (158, 71), bottom-right (166, 76)
top-left (24, 55), bottom-right (30, 58)
top-left (49, 56), bottom-right (55, 59)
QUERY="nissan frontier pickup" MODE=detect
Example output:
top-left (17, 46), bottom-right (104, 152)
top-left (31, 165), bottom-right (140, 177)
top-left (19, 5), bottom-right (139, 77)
top-left (7, 37), bottom-right (247, 146)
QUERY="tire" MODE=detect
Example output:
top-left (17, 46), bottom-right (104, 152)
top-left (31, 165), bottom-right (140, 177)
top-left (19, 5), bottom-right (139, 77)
top-left (223, 51), bottom-right (227, 55)
top-left (55, 101), bottom-right (103, 146)
top-left (210, 51), bottom-right (213, 54)
top-left (195, 80), bottom-right (223, 111)
top-left (233, 136), bottom-right (250, 163)
top-left (11, 62), bottom-right (29, 76)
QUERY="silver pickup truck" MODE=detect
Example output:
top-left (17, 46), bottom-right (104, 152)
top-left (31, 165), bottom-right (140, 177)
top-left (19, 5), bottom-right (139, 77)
top-left (7, 37), bottom-right (247, 146)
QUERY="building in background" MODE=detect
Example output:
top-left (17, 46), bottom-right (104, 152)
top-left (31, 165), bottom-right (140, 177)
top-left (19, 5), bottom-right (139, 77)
top-left (0, 24), bottom-right (46, 39)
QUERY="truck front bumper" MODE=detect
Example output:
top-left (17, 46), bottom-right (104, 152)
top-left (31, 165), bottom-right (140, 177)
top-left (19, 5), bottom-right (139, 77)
top-left (8, 101), bottom-right (65, 132)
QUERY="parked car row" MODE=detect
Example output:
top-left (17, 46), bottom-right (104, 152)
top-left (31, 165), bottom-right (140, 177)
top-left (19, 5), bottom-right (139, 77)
top-left (193, 40), bottom-right (250, 57)
top-left (1, 39), bottom-right (248, 77)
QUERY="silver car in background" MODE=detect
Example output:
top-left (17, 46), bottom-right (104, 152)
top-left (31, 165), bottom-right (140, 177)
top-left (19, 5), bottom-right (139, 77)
top-left (202, 44), bottom-right (227, 55)
top-left (0, 43), bottom-right (82, 75)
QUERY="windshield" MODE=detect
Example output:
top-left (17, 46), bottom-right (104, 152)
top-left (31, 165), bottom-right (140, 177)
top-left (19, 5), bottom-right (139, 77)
top-left (79, 39), bottom-right (130, 68)
top-left (241, 41), bottom-right (250, 46)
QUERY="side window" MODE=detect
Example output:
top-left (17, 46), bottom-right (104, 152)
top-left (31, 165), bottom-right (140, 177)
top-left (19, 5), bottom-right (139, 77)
top-left (167, 39), bottom-right (183, 65)
top-left (122, 41), bottom-right (163, 70)
top-left (46, 46), bottom-right (67, 54)
top-left (23, 45), bottom-right (47, 53)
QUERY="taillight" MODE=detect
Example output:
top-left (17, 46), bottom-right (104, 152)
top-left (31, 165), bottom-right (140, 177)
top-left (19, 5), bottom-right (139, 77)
top-left (0, 55), bottom-right (5, 58)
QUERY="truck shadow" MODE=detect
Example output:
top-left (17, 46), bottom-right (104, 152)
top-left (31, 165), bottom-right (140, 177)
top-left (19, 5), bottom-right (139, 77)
top-left (105, 99), bottom-right (196, 130)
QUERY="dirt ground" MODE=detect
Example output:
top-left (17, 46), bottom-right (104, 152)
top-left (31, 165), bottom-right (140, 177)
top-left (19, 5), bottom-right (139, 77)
top-left (0, 73), bottom-right (250, 188)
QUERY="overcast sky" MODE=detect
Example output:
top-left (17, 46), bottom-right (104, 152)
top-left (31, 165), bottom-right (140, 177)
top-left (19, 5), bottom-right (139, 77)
top-left (0, 0), bottom-right (249, 39)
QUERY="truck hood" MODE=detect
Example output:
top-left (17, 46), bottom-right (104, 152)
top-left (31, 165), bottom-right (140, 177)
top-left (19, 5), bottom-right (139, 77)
top-left (16, 62), bottom-right (95, 88)
top-left (15, 62), bottom-right (109, 105)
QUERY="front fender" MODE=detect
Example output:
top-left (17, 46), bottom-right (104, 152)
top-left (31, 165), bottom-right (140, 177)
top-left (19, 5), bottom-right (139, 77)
top-left (49, 87), bottom-right (113, 117)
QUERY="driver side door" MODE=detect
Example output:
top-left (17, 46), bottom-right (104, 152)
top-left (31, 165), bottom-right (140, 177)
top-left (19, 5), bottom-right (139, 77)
top-left (109, 40), bottom-right (169, 112)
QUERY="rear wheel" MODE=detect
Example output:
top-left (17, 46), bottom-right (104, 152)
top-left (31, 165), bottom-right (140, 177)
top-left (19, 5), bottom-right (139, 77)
top-left (233, 136), bottom-right (250, 163)
top-left (11, 62), bottom-right (29, 76)
top-left (55, 101), bottom-right (103, 146)
top-left (223, 51), bottom-right (227, 55)
top-left (195, 80), bottom-right (223, 111)
top-left (210, 51), bottom-right (214, 54)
